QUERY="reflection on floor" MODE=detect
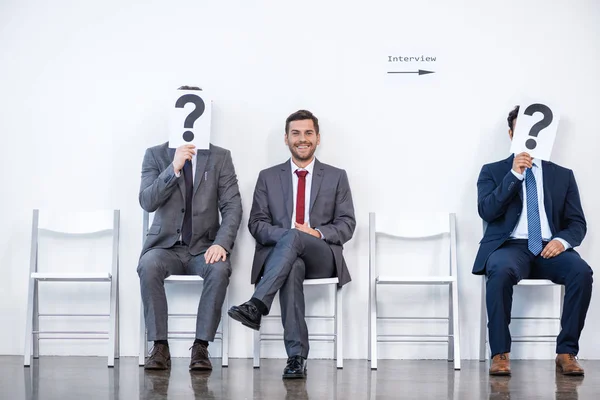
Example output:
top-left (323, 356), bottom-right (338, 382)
top-left (1, 356), bottom-right (599, 399)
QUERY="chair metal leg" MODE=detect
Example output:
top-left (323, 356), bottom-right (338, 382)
top-left (24, 277), bottom-right (35, 367)
top-left (221, 290), bottom-right (229, 367)
top-left (253, 329), bottom-right (261, 368)
top-left (33, 280), bottom-right (39, 359)
top-left (336, 285), bottom-right (343, 369)
top-left (139, 302), bottom-right (146, 367)
top-left (451, 281), bottom-right (461, 370)
top-left (479, 276), bottom-right (487, 362)
top-left (115, 282), bottom-right (120, 359)
top-left (370, 283), bottom-right (378, 370)
top-left (448, 283), bottom-right (454, 363)
top-left (108, 278), bottom-right (117, 367)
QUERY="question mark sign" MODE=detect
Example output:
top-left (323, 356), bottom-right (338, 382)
top-left (523, 103), bottom-right (553, 150)
top-left (175, 94), bottom-right (205, 142)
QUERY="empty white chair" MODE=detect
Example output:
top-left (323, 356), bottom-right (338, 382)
top-left (369, 212), bottom-right (460, 370)
top-left (138, 211), bottom-right (229, 367)
top-left (24, 209), bottom-right (120, 367)
top-left (253, 278), bottom-right (344, 369)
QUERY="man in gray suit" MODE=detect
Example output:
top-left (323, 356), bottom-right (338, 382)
top-left (138, 87), bottom-right (242, 371)
top-left (228, 109), bottom-right (356, 379)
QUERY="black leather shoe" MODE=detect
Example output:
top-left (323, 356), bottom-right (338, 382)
top-left (282, 356), bottom-right (307, 379)
top-left (228, 302), bottom-right (261, 330)
top-left (189, 343), bottom-right (212, 371)
top-left (144, 343), bottom-right (171, 370)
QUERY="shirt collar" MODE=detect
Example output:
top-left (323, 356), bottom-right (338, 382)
top-left (291, 157), bottom-right (315, 175)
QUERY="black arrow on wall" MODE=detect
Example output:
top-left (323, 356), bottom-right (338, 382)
top-left (387, 70), bottom-right (435, 75)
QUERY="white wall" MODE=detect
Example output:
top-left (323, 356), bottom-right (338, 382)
top-left (1, 0), bottom-right (599, 360)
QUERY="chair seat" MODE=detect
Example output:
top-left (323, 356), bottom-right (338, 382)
top-left (304, 277), bottom-right (339, 286)
top-left (165, 275), bottom-right (204, 283)
top-left (31, 272), bottom-right (112, 282)
top-left (376, 275), bottom-right (455, 285)
top-left (517, 279), bottom-right (558, 286)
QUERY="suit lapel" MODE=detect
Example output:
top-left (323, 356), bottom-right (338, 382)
top-left (167, 147), bottom-right (186, 198)
top-left (193, 149), bottom-right (210, 197)
top-left (542, 161), bottom-right (555, 233)
top-left (309, 159), bottom-right (324, 214)
top-left (279, 161), bottom-right (293, 225)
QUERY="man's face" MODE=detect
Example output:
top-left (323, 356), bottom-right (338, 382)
top-left (285, 119), bottom-right (320, 162)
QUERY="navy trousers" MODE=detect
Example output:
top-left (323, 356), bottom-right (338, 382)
top-left (485, 240), bottom-right (593, 357)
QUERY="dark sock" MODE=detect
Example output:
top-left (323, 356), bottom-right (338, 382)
top-left (154, 340), bottom-right (168, 347)
top-left (249, 297), bottom-right (269, 315)
top-left (194, 339), bottom-right (208, 347)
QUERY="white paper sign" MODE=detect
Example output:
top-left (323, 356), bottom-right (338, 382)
top-left (509, 102), bottom-right (560, 161)
top-left (168, 90), bottom-right (211, 149)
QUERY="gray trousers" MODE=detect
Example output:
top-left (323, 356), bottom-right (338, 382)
top-left (137, 244), bottom-right (231, 342)
top-left (253, 230), bottom-right (336, 358)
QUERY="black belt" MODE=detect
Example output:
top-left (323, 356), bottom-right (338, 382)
top-left (174, 240), bottom-right (187, 246)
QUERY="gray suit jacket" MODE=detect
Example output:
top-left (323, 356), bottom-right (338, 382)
top-left (139, 142), bottom-right (242, 257)
top-left (248, 159), bottom-right (356, 286)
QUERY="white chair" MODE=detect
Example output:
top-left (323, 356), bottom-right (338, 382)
top-left (369, 212), bottom-right (461, 370)
top-left (24, 209), bottom-right (120, 367)
top-left (479, 277), bottom-right (564, 361)
top-left (253, 278), bottom-right (344, 369)
top-left (138, 211), bottom-right (229, 367)
top-left (478, 221), bottom-right (565, 361)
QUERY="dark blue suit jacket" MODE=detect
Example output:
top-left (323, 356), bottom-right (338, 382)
top-left (472, 155), bottom-right (586, 274)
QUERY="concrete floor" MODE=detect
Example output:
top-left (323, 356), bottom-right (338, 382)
top-left (1, 356), bottom-right (599, 399)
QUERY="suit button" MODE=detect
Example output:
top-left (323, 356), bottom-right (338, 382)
top-left (181, 208), bottom-right (185, 213)
top-left (177, 229), bottom-right (181, 233)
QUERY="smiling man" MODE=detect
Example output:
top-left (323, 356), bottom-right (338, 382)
top-left (228, 109), bottom-right (356, 379)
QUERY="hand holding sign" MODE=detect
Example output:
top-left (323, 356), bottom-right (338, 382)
top-left (169, 89), bottom-right (212, 149)
top-left (510, 101), bottom-right (560, 161)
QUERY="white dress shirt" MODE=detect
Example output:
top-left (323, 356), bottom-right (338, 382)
top-left (510, 159), bottom-right (570, 249)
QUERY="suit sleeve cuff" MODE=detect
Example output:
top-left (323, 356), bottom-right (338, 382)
top-left (553, 237), bottom-right (572, 250)
top-left (511, 169), bottom-right (524, 180)
top-left (315, 228), bottom-right (325, 240)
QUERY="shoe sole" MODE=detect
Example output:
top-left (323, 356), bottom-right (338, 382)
top-left (489, 370), bottom-right (511, 376)
top-left (282, 369), bottom-right (307, 379)
top-left (144, 359), bottom-right (171, 370)
top-left (189, 365), bottom-right (213, 371)
top-left (556, 365), bottom-right (584, 376)
top-left (228, 309), bottom-right (260, 331)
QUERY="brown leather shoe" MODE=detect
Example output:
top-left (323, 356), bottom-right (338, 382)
top-left (556, 354), bottom-right (584, 376)
top-left (489, 353), bottom-right (511, 376)
top-left (190, 343), bottom-right (213, 371)
top-left (144, 343), bottom-right (171, 370)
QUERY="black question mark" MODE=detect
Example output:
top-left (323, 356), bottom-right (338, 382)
top-left (523, 104), bottom-right (553, 150)
top-left (175, 94), bottom-right (205, 142)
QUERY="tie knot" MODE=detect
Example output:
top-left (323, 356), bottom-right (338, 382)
top-left (295, 170), bottom-right (308, 178)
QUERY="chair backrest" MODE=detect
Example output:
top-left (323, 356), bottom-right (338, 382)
top-left (369, 212), bottom-right (458, 278)
top-left (30, 209), bottom-right (120, 274)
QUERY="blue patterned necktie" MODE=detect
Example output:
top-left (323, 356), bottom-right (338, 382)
top-left (526, 166), bottom-right (543, 255)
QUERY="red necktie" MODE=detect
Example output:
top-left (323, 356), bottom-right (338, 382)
top-left (295, 170), bottom-right (308, 224)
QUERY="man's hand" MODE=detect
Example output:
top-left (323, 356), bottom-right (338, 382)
top-left (540, 239), bottom-right (565, 259)
top-left (204, 244), bottom-right (227, 264)
top-left (294, 222), bottom-right (321, 238)
top-left (512, 152), bottom-right (533, 175)
top-left (173, 144), bottom-right (196, 174)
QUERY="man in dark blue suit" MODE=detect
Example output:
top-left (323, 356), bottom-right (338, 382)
top-left (474, 106), bottom-right (593, 376)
